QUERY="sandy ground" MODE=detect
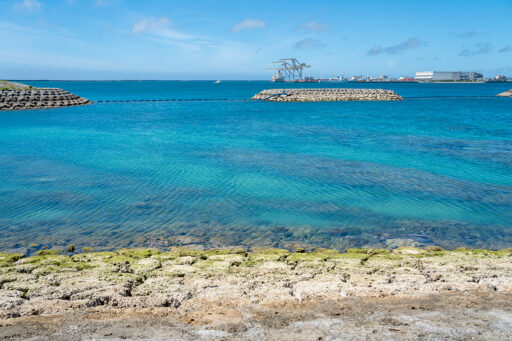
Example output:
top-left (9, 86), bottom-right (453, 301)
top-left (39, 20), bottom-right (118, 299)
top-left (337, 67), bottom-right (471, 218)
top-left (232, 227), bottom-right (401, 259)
top-left (1, 247), bottom-right (512, 340)
top-left (2, 293), bottom-right (512, 340)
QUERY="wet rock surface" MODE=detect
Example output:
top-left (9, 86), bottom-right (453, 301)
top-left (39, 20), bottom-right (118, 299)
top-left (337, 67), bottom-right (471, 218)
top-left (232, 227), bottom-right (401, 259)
top-left (0, 88), bottom-right (91, 111)
top-left (1, 247), bottom-right (512, 339)
top-left (252, 88), bottom-right (403, 102)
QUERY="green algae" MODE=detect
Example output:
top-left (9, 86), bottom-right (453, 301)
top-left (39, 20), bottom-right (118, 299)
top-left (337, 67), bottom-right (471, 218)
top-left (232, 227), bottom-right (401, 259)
top-left (36, 249), bottom-right (60, 256)
top-left (16, 254), bottom-right (93, 273)
top-left (0, 252), bottom-right (24, 267)
top-left (250, 247), bottom-right (289, 255)
top-left (287, 249), bottom-right (341, 262)
top-left (116, 248), bottom-right (161, 259)
top-left (167, 247), bottom-right (247, 259)
top-left (1, 247), bottom-right (512, 275)
top-left (72, 252), bottom-right (117, 262)
top-left (346, 248), bottom-right (390, 255)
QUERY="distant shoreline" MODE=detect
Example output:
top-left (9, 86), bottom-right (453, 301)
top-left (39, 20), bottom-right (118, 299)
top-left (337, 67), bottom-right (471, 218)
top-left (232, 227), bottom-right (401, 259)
top-left (8, 79), bottom-right (512, 83)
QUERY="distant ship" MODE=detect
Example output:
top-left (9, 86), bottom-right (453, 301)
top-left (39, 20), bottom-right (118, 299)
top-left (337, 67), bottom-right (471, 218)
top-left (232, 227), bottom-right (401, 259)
top-left (214, 80), bottom-right (221, 84)
top-left (271, 71), bottom-right (285, 82)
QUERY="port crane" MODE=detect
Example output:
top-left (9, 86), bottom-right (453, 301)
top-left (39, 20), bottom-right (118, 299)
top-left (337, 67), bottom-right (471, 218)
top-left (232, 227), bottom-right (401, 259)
top-left (267, 58), bottom-right (311, 82)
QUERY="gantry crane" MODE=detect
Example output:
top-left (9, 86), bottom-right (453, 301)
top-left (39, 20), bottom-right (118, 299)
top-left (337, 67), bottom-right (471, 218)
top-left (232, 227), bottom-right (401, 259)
top-left (267, 58), bottom-right (311, 82)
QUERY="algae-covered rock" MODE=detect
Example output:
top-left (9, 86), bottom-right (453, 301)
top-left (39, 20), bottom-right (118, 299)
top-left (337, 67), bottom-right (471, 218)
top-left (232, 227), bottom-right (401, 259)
top-left (393, 247), bottom-right (426, 255)
top-left (1, 246), bottom-right (512, 321)
top-left (0, 252), bottom-right (24, 267)
top-left (36, 250), bottom-right (60, 256)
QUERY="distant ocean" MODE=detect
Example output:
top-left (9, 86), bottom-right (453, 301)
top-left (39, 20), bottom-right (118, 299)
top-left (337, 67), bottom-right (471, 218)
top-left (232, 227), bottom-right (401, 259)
top-left (1, 81), bottom-right (511, 253)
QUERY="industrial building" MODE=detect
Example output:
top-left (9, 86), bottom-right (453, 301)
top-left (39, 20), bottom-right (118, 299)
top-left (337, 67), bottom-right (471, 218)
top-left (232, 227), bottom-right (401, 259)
top-left (415, 71), bottom-right (484, 82)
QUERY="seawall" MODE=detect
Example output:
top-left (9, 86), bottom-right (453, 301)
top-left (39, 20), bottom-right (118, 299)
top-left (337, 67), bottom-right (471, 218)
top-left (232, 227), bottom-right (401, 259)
top-left (0, 88), bottom-right (91, 111)
top-left (252, 88), bottom-right (403, 102)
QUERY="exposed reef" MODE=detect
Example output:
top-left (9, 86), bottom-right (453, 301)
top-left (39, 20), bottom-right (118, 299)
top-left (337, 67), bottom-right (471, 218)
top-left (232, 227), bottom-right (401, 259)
top-left (497, 89), bottom-right (512, 97)
top-left (252, 88), bottom-right (403, 102)
top-left (1, 247), bottom-right (512, 339)
top-left (0, 81), bottom-right (91, 111)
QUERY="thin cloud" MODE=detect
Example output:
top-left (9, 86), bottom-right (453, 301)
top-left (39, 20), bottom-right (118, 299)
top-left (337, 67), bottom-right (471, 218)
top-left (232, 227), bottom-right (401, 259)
top-left (14, 0), bottom-right (41, 11)
top-left (458, 30), bottom-right (478, 38)
top-left (459, 43), bottom-right (491, 57)
top-left (295, 21), bottom-right (329, 32)
top-left (294, 37), bottom-right (323, 49)
top-left (132, 17), bottom-right (193, 40)
top-left (499, 45), bottom-right (512, 53)
top-left (367, 37), bottom-right (425, 55)
top-left (231, 19), bottom-right (266, 33)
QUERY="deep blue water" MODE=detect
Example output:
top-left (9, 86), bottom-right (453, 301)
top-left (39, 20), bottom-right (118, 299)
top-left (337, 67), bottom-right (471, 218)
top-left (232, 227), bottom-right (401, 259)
top-left (1, 81), bottom-right (512, 253)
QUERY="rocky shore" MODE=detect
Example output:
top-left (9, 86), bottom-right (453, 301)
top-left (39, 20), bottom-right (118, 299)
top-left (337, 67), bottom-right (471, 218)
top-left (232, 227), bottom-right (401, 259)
top-left (497, 89), bottom-right (512, 97)
top-left (1, 247), bottom-right (512, 339)
top-left (0, 81), bottom-right (91, 110)
top-left (252, 88), bottom-right (403, 102)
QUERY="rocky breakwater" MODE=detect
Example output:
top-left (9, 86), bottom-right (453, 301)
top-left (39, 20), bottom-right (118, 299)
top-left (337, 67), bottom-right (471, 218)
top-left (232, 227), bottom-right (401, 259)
top-left (252, 88), bottom-right (403, 102)
top-left (0, 88), bottom-right (91, 111)
top-left (497, 89), bottom-right (512, 97)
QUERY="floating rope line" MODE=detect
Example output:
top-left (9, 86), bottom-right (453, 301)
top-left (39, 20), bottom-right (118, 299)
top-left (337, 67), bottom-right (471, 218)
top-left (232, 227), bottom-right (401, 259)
top-left (403, 95), bottom-right (497, 99)
top-left (93, 95), bottom-right (502, 103)
top-left (95, 98), bottom-right (251, 103)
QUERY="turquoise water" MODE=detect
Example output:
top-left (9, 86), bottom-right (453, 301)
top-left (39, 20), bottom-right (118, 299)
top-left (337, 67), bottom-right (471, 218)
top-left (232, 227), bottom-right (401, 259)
top-left (1, 81), bottom-right (512, 253)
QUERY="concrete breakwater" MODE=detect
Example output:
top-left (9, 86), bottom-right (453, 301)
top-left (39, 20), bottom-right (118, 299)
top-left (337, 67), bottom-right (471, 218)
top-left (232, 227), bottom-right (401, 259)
top-left (497, 89), bottom-right (512, 97)
top-left (0, 88), bottom-right (91, 110)
top-left (252, 88), bottom-right (403, 102)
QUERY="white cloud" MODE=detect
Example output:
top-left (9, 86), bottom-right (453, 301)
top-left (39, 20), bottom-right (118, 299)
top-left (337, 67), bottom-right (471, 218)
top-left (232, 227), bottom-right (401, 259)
top-left (294, 37), bottom-right (323, 49)
top-left (499, 45), bottom-right (512, 53)
top-left (132, 17), bottom-right (193, 40)
top-left (296, 21), bottom-right (329, 32)
top-left (15, 0), bottom-right (41, 12)
top-left (367, 37), bottom-right (426, 56)
top-left (459, 43), bottom-right (492, 57)
top-left (231, 19), bottom-right (266, 33)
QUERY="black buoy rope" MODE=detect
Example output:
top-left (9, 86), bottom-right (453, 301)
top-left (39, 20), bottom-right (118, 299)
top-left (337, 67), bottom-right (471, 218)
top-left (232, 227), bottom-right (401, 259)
top-left (93, 95), bottom-right (503, 103)
top-left (95, 98), bottom-right (250, 103)
top-left (403, 95), bottom-right (497, 99)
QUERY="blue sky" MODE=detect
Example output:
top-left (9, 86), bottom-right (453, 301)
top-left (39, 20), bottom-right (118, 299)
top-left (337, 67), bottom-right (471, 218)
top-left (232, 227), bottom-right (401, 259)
top-left (1, 0), bottom-right (511, 80)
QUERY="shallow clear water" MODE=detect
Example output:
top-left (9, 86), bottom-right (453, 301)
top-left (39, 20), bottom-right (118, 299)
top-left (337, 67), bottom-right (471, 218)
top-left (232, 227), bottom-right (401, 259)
top-left (1, 81), bottom-right (512, 253)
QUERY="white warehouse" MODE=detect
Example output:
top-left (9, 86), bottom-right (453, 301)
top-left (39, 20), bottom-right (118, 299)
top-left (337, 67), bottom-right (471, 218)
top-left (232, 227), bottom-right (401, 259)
top-left (415, 71), bottom-right (483, 82)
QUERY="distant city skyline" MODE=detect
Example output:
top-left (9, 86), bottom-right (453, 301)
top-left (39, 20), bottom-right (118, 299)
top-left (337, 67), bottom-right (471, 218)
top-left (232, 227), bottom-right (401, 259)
top-left (1, 0), bottom-right (511, 80)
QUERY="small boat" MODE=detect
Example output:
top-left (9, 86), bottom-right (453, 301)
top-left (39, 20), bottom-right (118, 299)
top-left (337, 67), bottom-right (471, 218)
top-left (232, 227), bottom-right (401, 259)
top-left (214, 80), bottom-right (221, 84)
